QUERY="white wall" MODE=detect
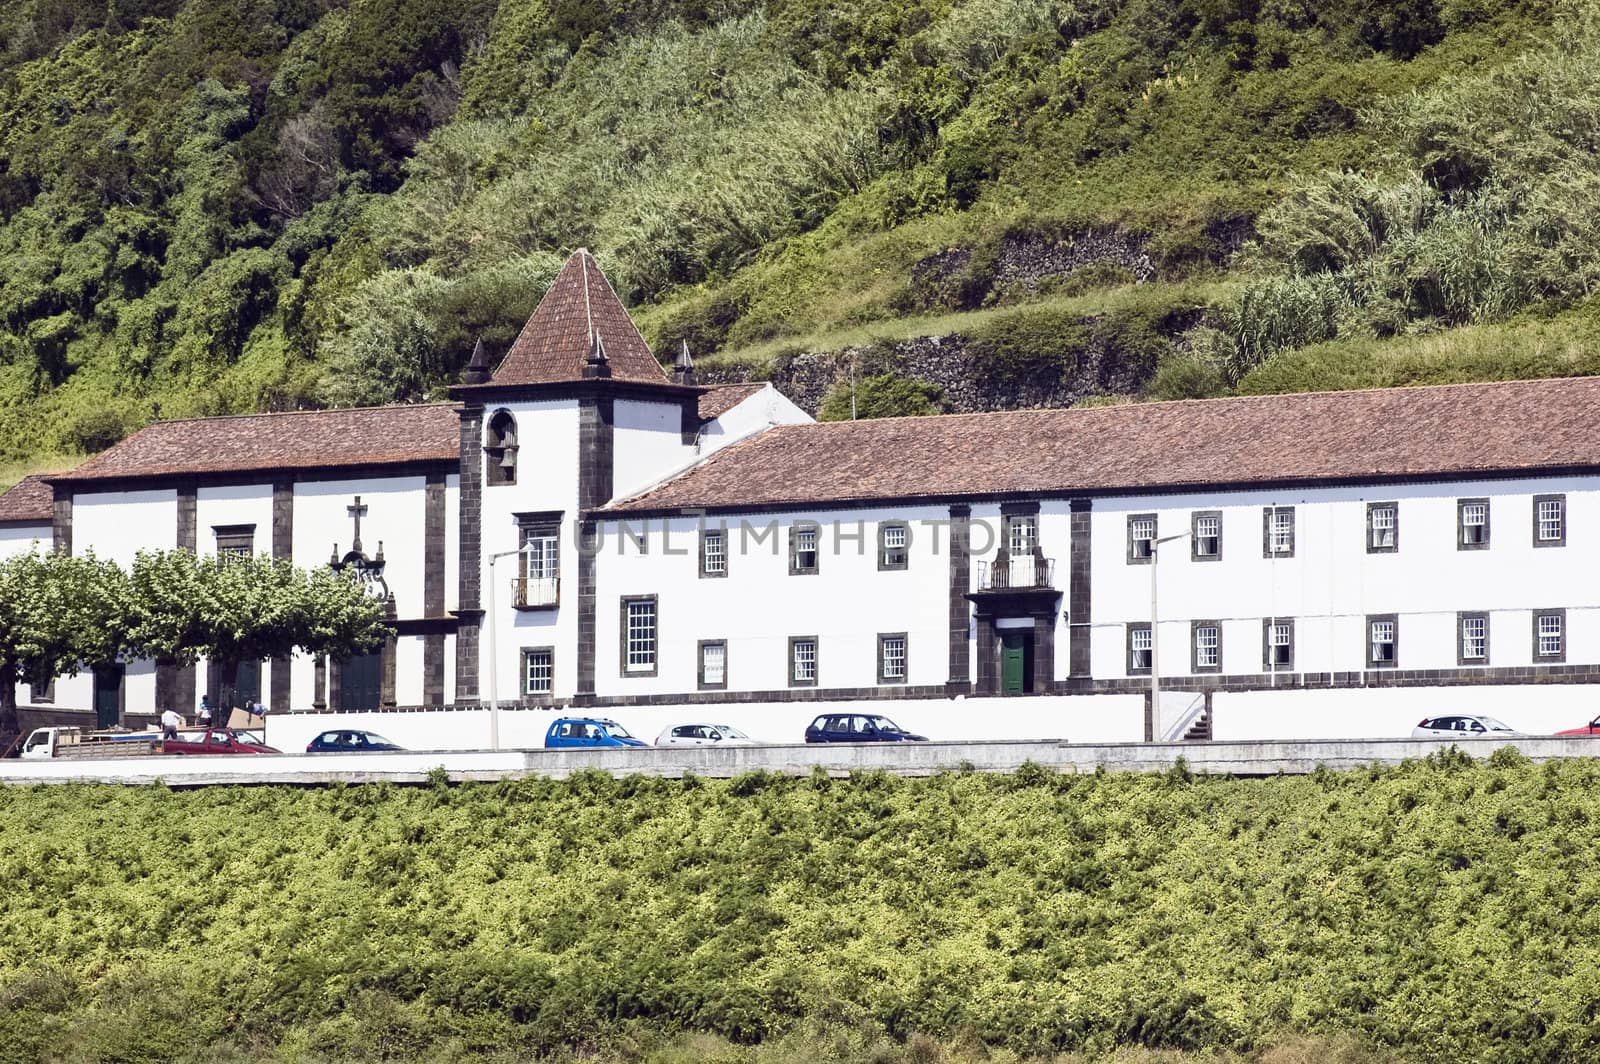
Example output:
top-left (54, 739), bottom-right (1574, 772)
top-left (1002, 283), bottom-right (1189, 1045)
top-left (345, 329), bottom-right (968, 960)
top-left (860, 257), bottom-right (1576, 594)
top-left (195, 484), bottom-right (273, 555)
top-left (74, 488), bottom-right (177, 564)
top-left (0, 525), bottom-right (49, 558)
top-left (1213, 684), bottom-right (1598, 741)
top-left (1090, 475), bottom-right (1600, 679)
top-left (264, 693), bottom-right (1146, 752)
top-left (613, 398), bottom-right (697, 498)
top-left (694, 384), bottom-right (812, 457)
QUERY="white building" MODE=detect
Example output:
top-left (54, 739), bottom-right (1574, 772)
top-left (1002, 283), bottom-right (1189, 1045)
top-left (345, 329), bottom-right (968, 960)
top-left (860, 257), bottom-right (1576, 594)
top-left (5, 249), bottom-right (1600, 742)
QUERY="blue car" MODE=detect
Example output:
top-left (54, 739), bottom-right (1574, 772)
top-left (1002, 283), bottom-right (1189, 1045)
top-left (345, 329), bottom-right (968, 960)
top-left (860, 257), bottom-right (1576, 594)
top-left (544, 717), bottom-right (648, 748)
top-left (306, 729), bottom-right (404, 753)
top-left (804, 713), bottom-right (927, 743)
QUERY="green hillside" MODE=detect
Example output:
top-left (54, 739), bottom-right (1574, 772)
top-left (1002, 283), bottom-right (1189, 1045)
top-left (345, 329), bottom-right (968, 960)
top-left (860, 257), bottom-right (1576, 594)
top-left (0, 0), bottom-right (1596, 477)
top-left (3, 755), bottom-right (1600, 1061)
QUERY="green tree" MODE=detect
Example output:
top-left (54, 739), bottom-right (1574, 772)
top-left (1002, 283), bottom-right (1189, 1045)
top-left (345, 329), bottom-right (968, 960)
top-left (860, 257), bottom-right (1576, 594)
top-left (0, 548), bottom-right (131, 741)
top-left (125, 550), bottom-right (389, 712)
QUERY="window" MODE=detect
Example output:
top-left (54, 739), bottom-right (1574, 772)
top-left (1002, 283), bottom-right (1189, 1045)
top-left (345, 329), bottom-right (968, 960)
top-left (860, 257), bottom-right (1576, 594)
top-left (1534, 609), bottom-right (1565, 662)
top-left (1458, 612), bottom-right (1488, 665)
top-left (698, 640), bottom-right (727, 689)
top-left (521, 647), bottom-right (553, 696)
top-left (1366, 503), bottom-right (1398, 553)
top-left (620, 596), bottom-right (657, 676)
top-left (1008, 514), bottom-right (1038, 556)
top-left (213, 524), bottom-right (254, 560)
top-left (789, 523), bottom-right (819, 575)
top-left (1367, 614), bottom-right (1398, 668)
top-left (1128, 514), bottom-right (1156, 563)
top-left (699, 527), bottom-right (727, 578)
top-left (1263, 507), bottom-right (1295, 557)
top-left (516, 513), bottom-right (561, 608)
top-left (1191, 512), bottom-right (1221, 561)
top-left (878, 523), bottom-right (909, 571)
top-left (1263, 619), bottom-right (1294, 671)
top-left (878, 633), bottom-right (907, 684)
top-left (1191, 622), bottom-right (1221, 673)
top-left (789, 637), bottom-right (818, 686)
top-left (1534, 494), bottom-right (1566, 548)
top-left (486, 409), bottom-right (518, 486)
top-left (1458, 498), bottom-right (1489, 549)
top-left (1127, 624), bottom-right (1152, 675)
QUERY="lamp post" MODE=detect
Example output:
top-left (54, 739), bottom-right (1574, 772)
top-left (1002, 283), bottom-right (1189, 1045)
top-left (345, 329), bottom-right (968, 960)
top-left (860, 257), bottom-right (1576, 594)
top-left (485, 547), bottom-right (524, 751)
top-left (1148, 531), bottom-right (1191, 741)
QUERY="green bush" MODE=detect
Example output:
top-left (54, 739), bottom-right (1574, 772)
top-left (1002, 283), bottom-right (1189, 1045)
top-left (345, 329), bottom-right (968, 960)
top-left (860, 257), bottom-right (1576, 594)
top-left (818, 372), bottom-right (950, 420)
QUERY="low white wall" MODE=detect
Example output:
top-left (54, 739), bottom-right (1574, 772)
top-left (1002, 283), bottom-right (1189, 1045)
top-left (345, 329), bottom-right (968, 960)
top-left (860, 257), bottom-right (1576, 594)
top-left (1212, 684), bottom-right (1598, 741)
top-left (264, 694), bottom-right (1146, 752)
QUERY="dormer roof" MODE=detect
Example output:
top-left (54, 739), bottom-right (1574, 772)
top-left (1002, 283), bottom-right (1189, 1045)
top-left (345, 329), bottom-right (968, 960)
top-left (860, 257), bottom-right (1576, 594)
top-left (487, 249), bottom-right (668, 387)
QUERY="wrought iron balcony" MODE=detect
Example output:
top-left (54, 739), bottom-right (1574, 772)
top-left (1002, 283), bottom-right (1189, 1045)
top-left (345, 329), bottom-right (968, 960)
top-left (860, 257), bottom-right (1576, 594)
top-left (976, 556), bottom-right (1056, 591)
top-left (511, 576), bottom-right (560, 610)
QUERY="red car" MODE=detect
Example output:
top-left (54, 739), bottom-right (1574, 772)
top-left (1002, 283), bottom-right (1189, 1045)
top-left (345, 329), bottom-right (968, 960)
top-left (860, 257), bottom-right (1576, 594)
top-left (162, 728), bottom-right (280, 755)
top-left (1556, 716), bottom-right (1600, 737)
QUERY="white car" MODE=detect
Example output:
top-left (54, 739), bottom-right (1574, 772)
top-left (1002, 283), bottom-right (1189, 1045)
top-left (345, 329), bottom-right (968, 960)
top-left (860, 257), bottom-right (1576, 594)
top-left (655, 723), bottom-right (756, 747)
top-left (1412, 714), bottom-right (1520, 738)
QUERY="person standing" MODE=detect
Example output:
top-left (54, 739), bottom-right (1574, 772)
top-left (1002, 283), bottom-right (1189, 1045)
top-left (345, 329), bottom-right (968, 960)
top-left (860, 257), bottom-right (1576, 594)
top-left (159, 707), bottom-right (181, 740)
top-left (198, 696), bottom-right (213, 727)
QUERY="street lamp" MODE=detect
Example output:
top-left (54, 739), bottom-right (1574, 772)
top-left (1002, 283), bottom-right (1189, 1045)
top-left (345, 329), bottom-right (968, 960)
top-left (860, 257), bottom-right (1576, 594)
top-left (485, 547), bottom-right (524, 751)
top-left (1148, 531), bottom-right (1191, 741)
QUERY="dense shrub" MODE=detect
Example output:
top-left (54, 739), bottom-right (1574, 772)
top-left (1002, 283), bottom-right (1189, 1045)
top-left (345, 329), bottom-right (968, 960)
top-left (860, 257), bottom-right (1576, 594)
top-left (817, 372), bottom-right (950, 420)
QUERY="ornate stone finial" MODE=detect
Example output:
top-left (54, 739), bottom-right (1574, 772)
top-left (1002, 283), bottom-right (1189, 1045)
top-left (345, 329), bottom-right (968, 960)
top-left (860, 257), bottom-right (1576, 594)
top-left (463, 337), bottom-right (491, 385)
top-left (582, 330), bottom-right (612, 379)
top-left (672, 339), bottom-right (695, 386)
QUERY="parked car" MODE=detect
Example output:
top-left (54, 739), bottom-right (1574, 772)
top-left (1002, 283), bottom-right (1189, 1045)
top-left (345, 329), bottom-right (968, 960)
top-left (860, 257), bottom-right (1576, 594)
top-left (1412, 715), bottom-right (1520, 738)
top-left (655, 723), bottom-right (755, 747)
top-left (161, 728), bottom-right (281, 755)
top-left (1555, 716), bottom-right (1600, 736)
top-left (804, 713), bottom-right (927, 743)
top-left (306, 729), bottom-right (404, 753)
top-left (544, 717), bottom-right (648, 748)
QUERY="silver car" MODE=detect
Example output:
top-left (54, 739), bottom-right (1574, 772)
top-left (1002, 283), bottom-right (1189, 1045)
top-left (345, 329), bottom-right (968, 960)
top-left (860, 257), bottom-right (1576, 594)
top-left (654, 723), bottom-right (756, 747)
top-left (1412, 714), bottom-right (1520, 738)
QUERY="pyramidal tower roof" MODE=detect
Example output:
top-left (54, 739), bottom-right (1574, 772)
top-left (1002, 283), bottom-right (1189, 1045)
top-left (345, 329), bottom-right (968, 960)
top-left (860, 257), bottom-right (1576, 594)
top-left (489, 249), bottom-right (669, 386)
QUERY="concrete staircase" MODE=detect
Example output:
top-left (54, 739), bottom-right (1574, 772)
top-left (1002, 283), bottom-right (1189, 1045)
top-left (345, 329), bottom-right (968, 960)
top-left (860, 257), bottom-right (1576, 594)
top-left (1182, 710), bottom-right (1212, 741)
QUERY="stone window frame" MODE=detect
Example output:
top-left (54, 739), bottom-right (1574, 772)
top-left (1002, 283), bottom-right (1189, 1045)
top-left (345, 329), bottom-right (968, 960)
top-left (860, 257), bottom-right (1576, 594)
top-left (1533, 493), bottom-right (1566, 548)
top-left (1533, 608), bottom-right (1566, 663)
top-left (1366, 501), bottom-right (1398, 554)
top-left (1262, 506), bottom-right (1295, 558)
top-left (521, 646), bottom-right (555, 699)
top-left (515, 511), bottom-right (562, 581)
top-left (788, 636), bottom-right (819, 687)
top-left (1191, 619), bottom-right (1222, 674)
top-left (878, 521), bottom-right (910, 571)
top-left (619, 595), bottom-right (659, 678)
top-left (1457, 497), bottom-right (1490, 551)
top-left (1126, 623), bottom-right (1153, 676)
top-left (1127, 513), bottom-right (1156, 564)
top-left (789, 521), bottom-right (820, 576)
top-left (485, 408), bottom-right (518, 487)
top-left (1457, 611), bottom-right (1489, 667)
top-left (697, 639), bottom-right (728, 690)
top-left (213, 523), bottom-right (255, 559)
top-left (1262, 618), bottom-right (1294, 672)
top-left (1191, 510), bottom-right (1222, 562)
top-left (1366, 613), bottom-right (1399, 668)
top-left (877, 632), bottom-right (909, 684)
top-left (699, 526), bottom-right (728, 579)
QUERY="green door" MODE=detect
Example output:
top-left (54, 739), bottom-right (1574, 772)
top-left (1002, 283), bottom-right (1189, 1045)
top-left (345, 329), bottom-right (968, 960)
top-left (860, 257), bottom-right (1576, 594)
top-left (93, 664), bottom-right (123, 729)
top-left (1001, 632), bottom-right (1028, 694)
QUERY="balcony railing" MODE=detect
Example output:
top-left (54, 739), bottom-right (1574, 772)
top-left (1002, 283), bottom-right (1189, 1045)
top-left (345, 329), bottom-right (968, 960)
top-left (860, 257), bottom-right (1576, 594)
top-left (976, 556), bottom-right (1056, 591)
top-left (511, 576), bottom-right (560, 609)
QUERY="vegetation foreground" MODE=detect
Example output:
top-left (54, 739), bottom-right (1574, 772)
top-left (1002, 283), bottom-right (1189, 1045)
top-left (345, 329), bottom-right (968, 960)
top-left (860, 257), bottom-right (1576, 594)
top-left (0, 753), bottom-right (1597, 1061)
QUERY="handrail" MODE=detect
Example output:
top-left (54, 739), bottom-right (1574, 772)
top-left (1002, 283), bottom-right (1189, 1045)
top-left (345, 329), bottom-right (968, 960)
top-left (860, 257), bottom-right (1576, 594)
top-left (1159, 693), bottom-right (1208, 742)
top-left (976, 557), bottom-right (1056, 590)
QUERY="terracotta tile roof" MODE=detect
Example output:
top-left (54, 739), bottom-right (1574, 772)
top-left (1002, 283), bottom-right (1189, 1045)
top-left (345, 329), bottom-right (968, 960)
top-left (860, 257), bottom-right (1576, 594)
top-left (607, 377), bottom-right (1600, 512)
top-left (698, 382), bottom-right (767, 421)
top-left (489, 249), bottom-right (668, 386)
top-left (0, 475), bottom-right (53, 522)
top-left (50, 404), bottom-right (460, 483)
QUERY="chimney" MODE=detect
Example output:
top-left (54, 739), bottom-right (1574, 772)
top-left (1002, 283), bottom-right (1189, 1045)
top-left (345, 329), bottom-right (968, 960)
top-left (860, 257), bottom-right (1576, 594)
top-left (672, 339), bottom-right (696, 386)
top-left (582, 331), bottom-right (612, 379)
top-left (462, 337), bottom-right (492, 385)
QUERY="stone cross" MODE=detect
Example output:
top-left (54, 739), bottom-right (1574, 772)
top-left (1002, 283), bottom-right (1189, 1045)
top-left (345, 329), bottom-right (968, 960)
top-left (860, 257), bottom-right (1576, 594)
top-left (348, 496), bottom-right (368, 553)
